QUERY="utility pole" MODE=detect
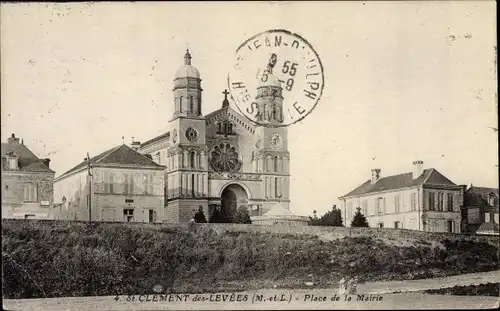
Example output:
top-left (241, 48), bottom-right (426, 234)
top-left (87, 152), bottom-right (93, 222)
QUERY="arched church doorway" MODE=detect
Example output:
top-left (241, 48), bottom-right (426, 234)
top-left (220, 184), bottom-right (248, 223)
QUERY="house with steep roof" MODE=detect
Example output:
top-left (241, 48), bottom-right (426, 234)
top-left (339, 161), bottom-right (464, 233)
top-left (1, 133), bottom-right (55, 219)
top-left (53, 144), bottom-right (165, 222)
top-left (462, 185), bottom-right (499, 235)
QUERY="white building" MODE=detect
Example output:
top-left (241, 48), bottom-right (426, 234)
top-left (339, 161), bottom-right (464, 233)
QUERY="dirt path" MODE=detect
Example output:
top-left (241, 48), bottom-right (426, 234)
top-left (3, 270), bottom-right (499, 311)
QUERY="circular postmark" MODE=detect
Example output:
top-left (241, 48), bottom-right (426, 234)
top-left (227, 29), bottom-right (324, 127)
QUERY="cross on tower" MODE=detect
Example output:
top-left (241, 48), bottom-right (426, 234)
top-left (222, 89), bottom-right (229, 100)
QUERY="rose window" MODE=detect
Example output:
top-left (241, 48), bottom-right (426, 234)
top-left (209, 143), bottom-right (242, 172)
top-left (185, 127), bottom-right (198, 142)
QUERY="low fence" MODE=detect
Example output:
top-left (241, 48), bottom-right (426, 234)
top-left (2, 219), bottom-right (498, 246)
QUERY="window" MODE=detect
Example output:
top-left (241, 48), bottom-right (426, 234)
top-left (410, 193), bottom-right (417, 211)
top-left (143, 173), bottom-right (154, 195)
top-left (217, 122), bottom-right (222, 134)
top-left (447, 193), bottom-right (454, 212)
top-left (488, 193), bottom-right (497, 207)
top-left (190, 152), bottom-right (196, 168)
top-left (428, 192), bottom-right (435, 211)
top-left (274, 156), bottom-right (279, 172)
top-left (485, 212), bottom-right (491, 223)
top-left (179, 96), bottom-right (183, 112)
top-left (361, 200), bottom-right (368, 215)
top-left (149, 209), bottom-right (156, 222)
top-left (123, 209), bottom-right (134, 222)
top-left (437, 193), bottom-right (444, 211)
top-left (189, 96), bottom-right (194, 113)
top-left (274, 177), bottom-right (278, 197)
top-left (191, 174), bottom-right (195, 197)
top-left (394, 195), bottom-right (401, 213)
top-left (224, 122), bottom-right (228, 134)
top-left (376, 197), bottom-right (384, 214)
top-left (124, 173), bottom-right (134, 195)
top-left (378, 222), bottom-right (384, 228)
top-left (394, 221), bottom-right (400, 229)
top-left (447, 220), bottom-right (454, 233)
top-left (24, 214), bottom-right (36, 219)
top-left (22, 183), bottom-right (37, 202)
top-left (104, 171), bottom-right (115, 194)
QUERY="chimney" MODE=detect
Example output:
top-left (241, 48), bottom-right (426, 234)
top-left (131, 137), bottom-right (141, 151)
top-left (8, 133), bottom-right (20, 144)
top-left (412, 160), bottom-right (424, 179)
top-left (371, 168), bottom-right (381, 184)
top-left (41, 158), bottom-right (51, 168)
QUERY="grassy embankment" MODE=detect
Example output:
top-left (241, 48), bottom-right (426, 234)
top-left (2, 219), bottom-right (499, 299)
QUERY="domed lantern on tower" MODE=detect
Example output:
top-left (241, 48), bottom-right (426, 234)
top-left (172, 49), bottom-right (203, 117)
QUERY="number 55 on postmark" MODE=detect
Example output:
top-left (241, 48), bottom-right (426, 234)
top-left (227, 29), bottom-right (325, 127)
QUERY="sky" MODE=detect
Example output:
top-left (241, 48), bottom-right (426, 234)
top-left (1, 1), bottom-right (497, 217)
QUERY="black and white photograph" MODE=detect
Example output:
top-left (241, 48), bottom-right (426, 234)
top-left (1, 1), bottom-right (498, 310)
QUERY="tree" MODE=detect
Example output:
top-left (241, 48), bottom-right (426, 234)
top-left (350, 207), bottom-right (369, 227)
top-left (319, 205), bottom-right (343, 226)
top-left (309, 206), bottom-right (344, 227)
top-left (233, 206), bottom-right (252, 224)
top-left (193, 206), bottom-right (207, 223)
top-left (309, 210), bottom-right (320, 226)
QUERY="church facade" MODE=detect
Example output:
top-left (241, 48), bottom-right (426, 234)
top-left (137, 50), bottom-right (291, 223)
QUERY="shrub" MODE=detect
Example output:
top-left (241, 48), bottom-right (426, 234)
top-left (233, 206), bottom-right (252, 224)
top-left (350, 207), bottom-right (369, 227)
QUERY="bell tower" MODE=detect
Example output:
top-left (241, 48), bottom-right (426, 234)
top-left (166, 49), bottom-right (209, 222)
top-left (252, 54), bottom-right (290, 213)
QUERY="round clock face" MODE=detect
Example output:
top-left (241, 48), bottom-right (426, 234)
top-left (270, 133), bottom-right (282, 148)
top-left (185, 127), bottom-right (199, 142)
top-left (172, 129), bottom-right (178, 144)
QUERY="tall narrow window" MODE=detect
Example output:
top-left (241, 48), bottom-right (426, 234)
top-left (124, 173), bottom-right (129, 194)
top-left (437, 193), bottom-right (444, 211)
top-left (149, 209), bottom-right (156, 223)
top-left (191, 174), bottom-right (195, 197)
top-left (274, 177), bottom-right (278, 197)
top-left (274, 156), bottom-right (279, 172)
top-left (179, 96), bottom-right (183, 112)
top-left (410, 193), bottom-right (417, 211)
top-left (224, 121), bottom-right (228, 134)
top-left (447, 193), bottom-right (454, 212)
top-left (228, 122), bottom-right (233, 134)
top-left (143, 173), bottom-right (153, 195)
top-left (428, 192), bottom-right (435, 211)
top-left (189, 96), bottom-right (194, 113)
top-left (109, 173), bottom-right (115, 194)
top-left (190, 152), bottom-right (196, 168)
top-left (197, 98), bottom-right (201, 116)
top-left (394, 195), bottom-right (401, 213)
top-left (217, 122), bottom-right (222, 134)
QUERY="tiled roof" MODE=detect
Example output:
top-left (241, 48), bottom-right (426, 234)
top-left (339, 168), bottom-right (458, 198)
top-left (464, 186), bottom-right (499, 207)
top-left (58, 144), bottom-right (163, 179)
top-left (1, 142), bottom-right (54, 173)
top-left (140, 131), bottom-right (170, 148)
